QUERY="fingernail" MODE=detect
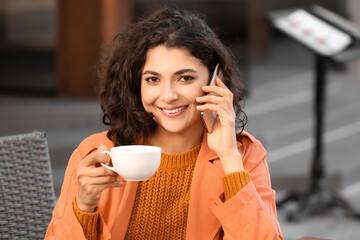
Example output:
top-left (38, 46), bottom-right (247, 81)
top-left (117, 181), bottom-right (123, 186)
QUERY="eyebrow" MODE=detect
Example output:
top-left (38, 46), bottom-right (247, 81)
top-left (142, 69), bottom-right (198, 76)
top-left (174, 69), bottom-right (198, 75)
top-left (143, 70), bottom-right (160, 76)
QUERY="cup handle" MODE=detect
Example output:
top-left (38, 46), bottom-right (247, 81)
top-left (100, 150), bottom-right (116, 172)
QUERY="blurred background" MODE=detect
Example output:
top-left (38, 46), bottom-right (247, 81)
top-left (0, 0), bottom-right (360, 239)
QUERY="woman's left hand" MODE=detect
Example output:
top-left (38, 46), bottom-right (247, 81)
top-left (196, 77), bottom-right (244, 173)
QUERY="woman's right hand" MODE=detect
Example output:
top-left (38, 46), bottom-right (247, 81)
top-left (76, 145), bottom-right (123, 212)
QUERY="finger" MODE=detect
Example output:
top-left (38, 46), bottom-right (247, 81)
top-left (96, 145), bottom-right (111, 163)
top-left (214, 108), bottom-right (235, 127)
top-left (215, 76), bottom-right (227, 88)
top-left (78, 165), bottom-right (118, 178)
top-left (197, 96), bottom-right (234, 114)
top-left (84, 151), bottom-right (110, 166)
top-left (79, 181), bottom-right (123, 198)
top-left (100, 181), bottom-right (124, 190)
top-left (97, 145), bottom-right (108, 153)
top-left (196, 95), bottom-right (228, 106)
top-left (91, 179), bottom-right (124, 190)
top-left (95, 166), bottom-right (118, 177)
top-left (96, 145), bottom-right (114, 167)
top-left (202, 85), bottom-right (227, 97)
top-left (202, 81), bottom-right (233, 100)
top-left (196, 95), bottom-right (232, 115)
top-left (84, 175), bottom-right (119, 185)
top-left (197, 103), bottom-right (235, 121)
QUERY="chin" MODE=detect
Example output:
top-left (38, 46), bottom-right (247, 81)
top-left (157, 119), bottom-right (203, 135)
top-left (159, 123), bottom-right (187, 134)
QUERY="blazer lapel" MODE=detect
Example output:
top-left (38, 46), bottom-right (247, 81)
top-left (186, 133), bottom-right (225, 240)
top-left (109, 181), bottom-right (138, 239)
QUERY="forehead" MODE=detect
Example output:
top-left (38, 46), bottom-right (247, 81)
top-left (143, 45), bottom-right (205, 70)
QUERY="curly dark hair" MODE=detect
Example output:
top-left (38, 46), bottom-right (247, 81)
top-left (99, 7), bottom-right (247, 146)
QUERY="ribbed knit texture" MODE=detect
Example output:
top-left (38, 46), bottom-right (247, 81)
top-left (222, 171), bottom-right (251, 201)
top-left (124, 144), bottom-right (201, 240)
top-left (72, 197), bottom-right (99, 240)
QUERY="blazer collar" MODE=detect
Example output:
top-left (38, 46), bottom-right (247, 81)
top-left (198, 131), bottom-right (219, 162)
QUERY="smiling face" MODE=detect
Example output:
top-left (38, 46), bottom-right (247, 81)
top-left (141, 45), bottom-right (209, 137)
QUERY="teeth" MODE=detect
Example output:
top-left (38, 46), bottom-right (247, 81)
top-left (162, 106), bottom-right (187, 114)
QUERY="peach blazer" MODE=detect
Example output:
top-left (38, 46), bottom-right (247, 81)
top-left (45, 131), bottom-right (283, 240)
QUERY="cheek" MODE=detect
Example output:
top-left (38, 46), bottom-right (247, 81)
top-left (177, 89), bottom-right (202, 105)
top-left (141, 85), bottom-right (156, 109)
top-left (187, 85), bottom-right (205, 100)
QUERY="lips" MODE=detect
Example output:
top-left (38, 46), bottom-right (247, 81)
top-left (161, 106), bottom-right (188, 114)
top-left (158, 105), bottom-right (189, 117)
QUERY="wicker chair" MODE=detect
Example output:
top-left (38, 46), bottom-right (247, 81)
top-left (0, 131), bottom-right (55, 240)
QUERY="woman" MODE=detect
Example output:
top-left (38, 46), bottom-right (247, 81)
top-left (46, 8), bottom-right (283, 240)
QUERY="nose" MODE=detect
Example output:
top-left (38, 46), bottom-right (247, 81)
top-left (161, 82), bottom-right (179, 103)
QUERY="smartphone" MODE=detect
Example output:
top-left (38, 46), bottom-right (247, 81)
top-left (200, 64), bottom-right (221, 133)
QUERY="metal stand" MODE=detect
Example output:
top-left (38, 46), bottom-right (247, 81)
top-left (276, 54), bottom-right (360, 221)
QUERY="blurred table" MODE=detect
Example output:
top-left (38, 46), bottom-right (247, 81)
top-left (297, 237), bottom-right (329, 240)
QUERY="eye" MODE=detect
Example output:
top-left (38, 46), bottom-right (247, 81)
top-left (179, 75), bottom-right (195, 82)
top-left (144, 77), bottom-right (159, 84)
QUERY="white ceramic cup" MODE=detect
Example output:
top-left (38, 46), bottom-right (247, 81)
top-left (101, 145), bottom-right (161, 181)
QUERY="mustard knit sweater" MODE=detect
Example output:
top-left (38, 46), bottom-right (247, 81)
top-left (73, 144), bottom-right (250, 240)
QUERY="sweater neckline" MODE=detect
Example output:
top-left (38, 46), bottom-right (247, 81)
top-left (159, 144), bottom-right (201, 169)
